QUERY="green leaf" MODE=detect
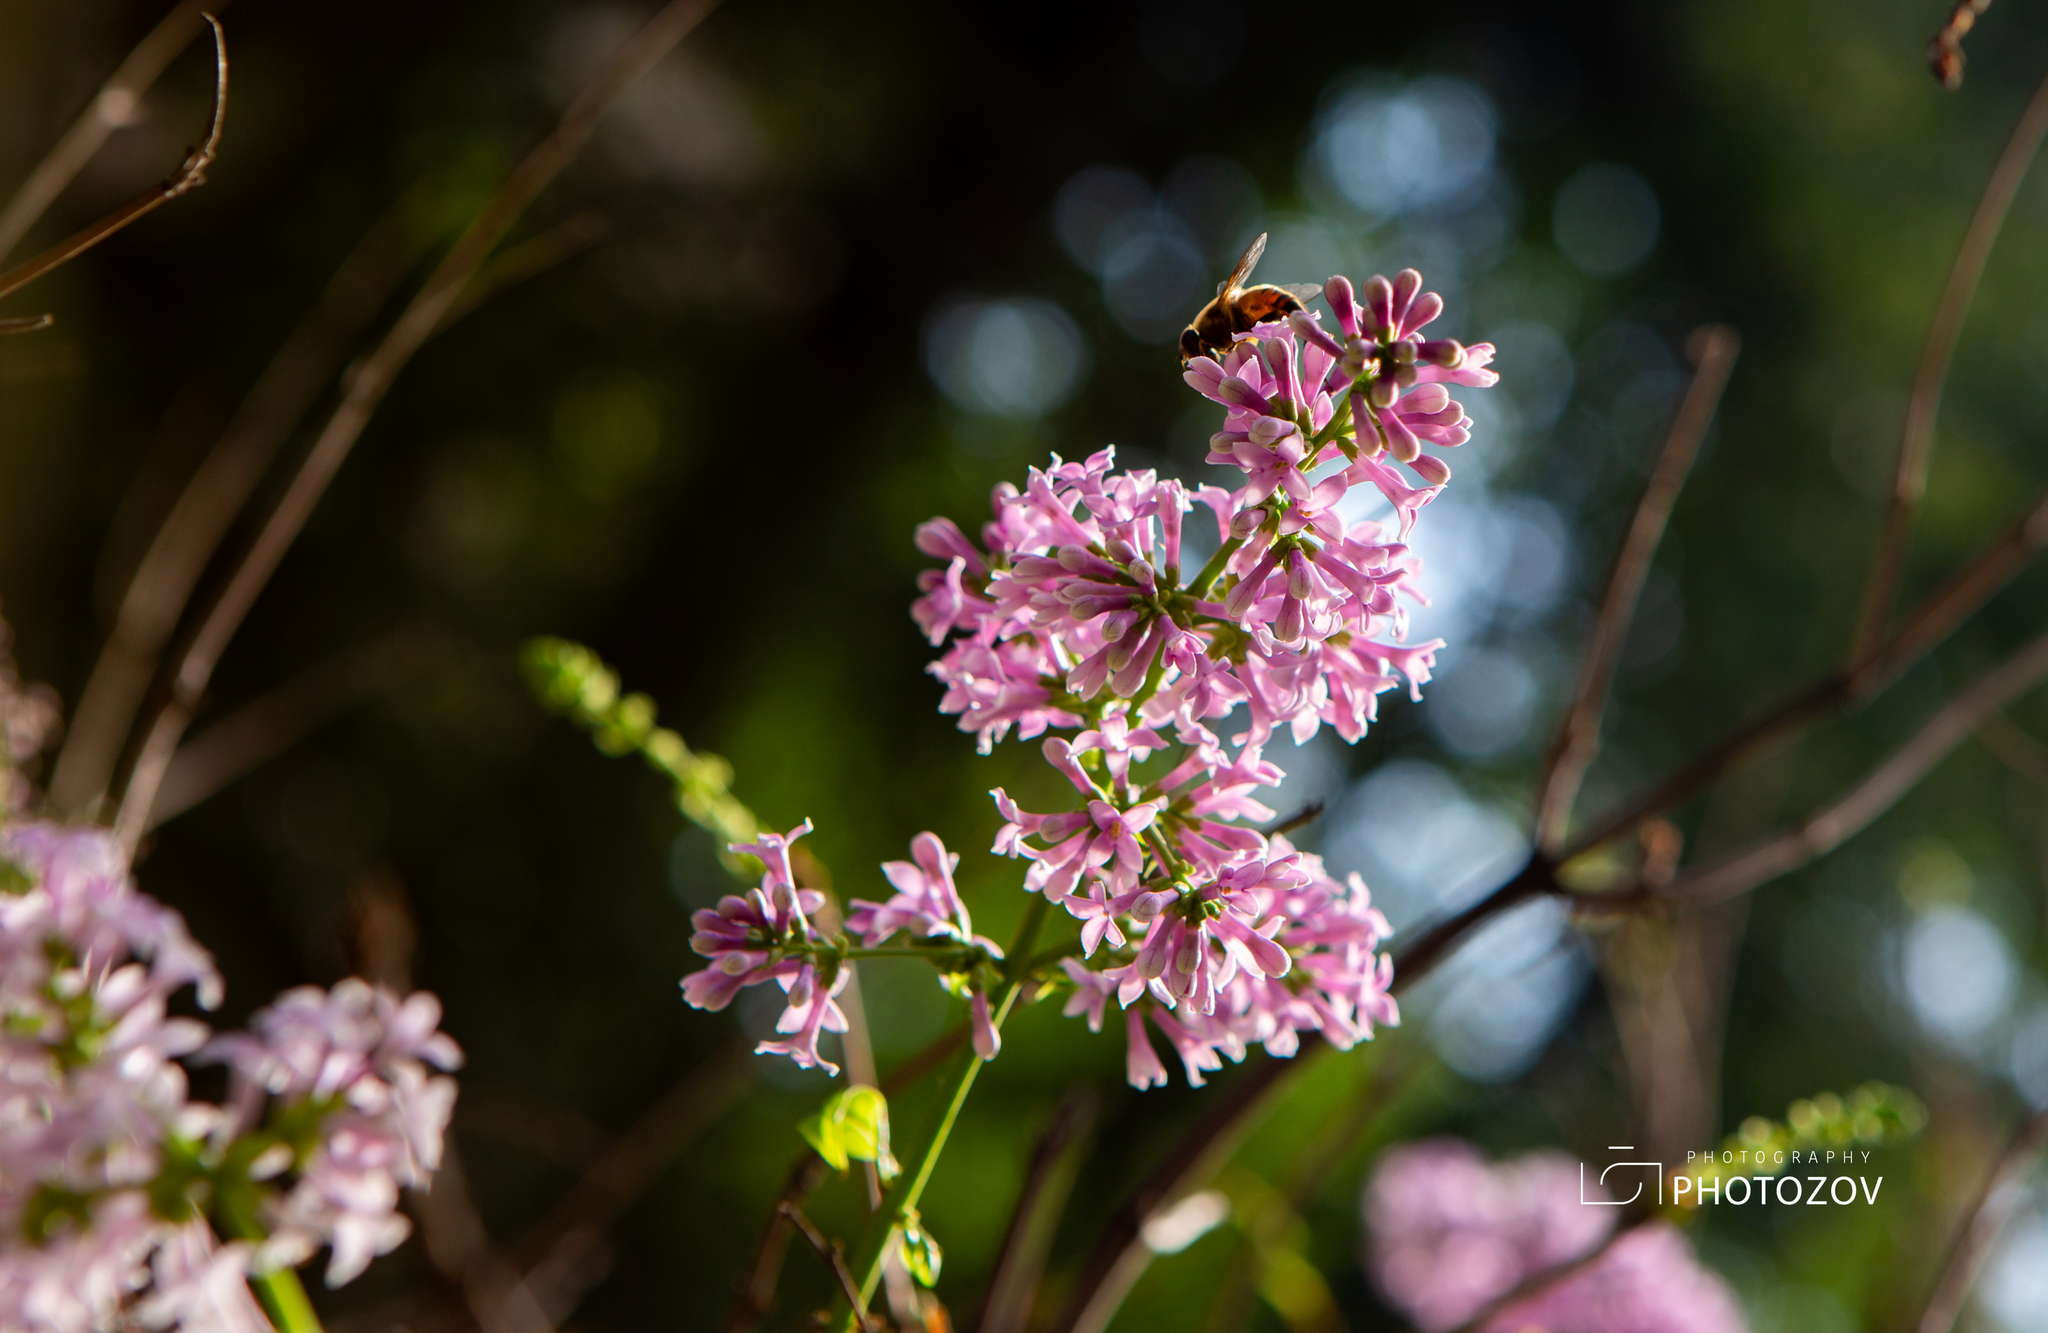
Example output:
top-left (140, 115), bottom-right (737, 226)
top-left (799, 1086), bottom-right (898, 1179)
top-left (797, 1110), bottom-right (848, 1171)
top-left (899, 1215), bottom-right (943, 1287)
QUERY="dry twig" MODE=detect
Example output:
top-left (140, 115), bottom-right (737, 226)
top-left (144, 622), bottom-right (448, 829)
top-left (1567, 486), bottom-right (2048, 862)
top-left (1912, 1107), bottom-right (2048, 1333)
top-left (976, 1088), bottom-right (1099, 1333)
top-left (0, 15), bottom-right (227, 317)
top-left (1852, 66), bottom-right (2048, 660)
top-left (777, 1203), bottom-right (877, 1333)
top-left (508, 1043), bottom-right (753, 1321)
top-left (1929, 0), bottom-right (1998, 89)
top-left (1657, 627), bottom-right (2048, 905)
top-left (0, 0), bottom-right (230, 262)
top-left (1537, 326), bottom-right (1739, 851)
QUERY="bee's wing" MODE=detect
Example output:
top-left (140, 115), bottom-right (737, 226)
top-left (1219, 231), bottom-right (1268, 294)
top-left (1279, 283), bottom-right (1324, 304)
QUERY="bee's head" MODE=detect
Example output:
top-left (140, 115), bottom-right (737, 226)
top-left (1179, 327), bottom-right (1209, 364)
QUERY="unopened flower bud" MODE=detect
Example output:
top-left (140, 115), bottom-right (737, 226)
top-left (1131, 890), bottom-right (1179, 923)
top-left (1368, 376), bottom-right (1399, 410)
top-left (1408, 453), bottom-right (1452, 485)
top-left (1342, 337), bottom-right (1372, 377)
top-left (1363, 275), bottom-right (1396, 339)
top-left (1105, 537), bottom-right (1140, 564)
top-left (1100, 609), bottom-right (1140, 642)
top-left (1275, 595), bottom-right (1305, 642)
top-left (1417, 337), bottom-right (1465, 367)
top-left (1230, 507), bottom-right (1266, 539)
top-left (1248, 416), bottom-right (1296, 447)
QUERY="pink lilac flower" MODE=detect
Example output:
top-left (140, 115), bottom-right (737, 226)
top-left (204, 979), bottom-right (462, 1287)
top-left (900, 266), bottom-right (1486, 1088)
top-left (1364, 1140), bottom-right (1747, 1333)
top-left (681, 821), bottom-right (859, 1074)
top-left (0, 818), bottom-right (463, 1327)
top-left (846, 832), bottom-right (999, 955)
top-left (1480, 1221), bottom-right (1749, 1333)
top-left (1366, 1139), bottom-right (1613, 1331)
top-left (134, 1223), bottom-right (273, 1333)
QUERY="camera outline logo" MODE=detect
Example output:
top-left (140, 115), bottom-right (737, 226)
top-left (1580, 1145), bottom-right (1663, 1206)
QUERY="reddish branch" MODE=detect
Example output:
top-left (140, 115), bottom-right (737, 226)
top-left (1912, 1107), bottom-right (2048, 1333)
top-left (1852, 64), bottom-right (2048, 659)
top-left (1537, 326), bottom-right (1739, 851)
top-left (0, 0), bottom-right (231, 262)
top-left (0, 14), bottom-right (226, 320)
top-left (1929, 0), bottom-right (1997, 89)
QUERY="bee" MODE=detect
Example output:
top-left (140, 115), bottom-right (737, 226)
top-left (1178, 232), bottom-right (1324, 364)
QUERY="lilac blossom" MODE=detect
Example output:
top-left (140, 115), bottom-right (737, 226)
top-left (0, 819), bottom-right (463, 1327)
top-left (1481, 1221), bottom-right (1749, 1333)
top-left (903, 266), bottom-right (1496, 1089)
top-left (1364, 1140), bottom-right (1747, 1333)
top-left (681, 821), bottom-right (858, 1073)
top-left (206, 980), bottom-right (464, 1286)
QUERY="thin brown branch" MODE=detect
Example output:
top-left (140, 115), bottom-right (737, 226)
top-left (0, 315), bottom-right (54, 335)
top-left (1537, 326), bottom-right (1739, 851)
top-left (1264, 800), bottom-right (1325, 839)
top-left (722, 1154), bottom-right (836, 1333)
top-left (976, 1088), bottom-right (1099, 1333)
top-left (52, 180), bottom-right (463, 815)
top-left (1912, 1107), bottom-right (2048, 1333)
top-left (1662, 627), bottom-right (2048, 906)
top-left (0, 14), bottom-right (226, 312)
top-left (1566, 486), bottom-right (2048, 861)
top-left (105, 0), bottom-right (724, 849)
top-left (144, 622), bottom-right (449, 829)
top-left (509, 1041), bottom-right (753, 1322)
top-left (1929, 0), bottom-right (1997, 89)
top-left (777, 1203), bottom-right (877, 1333)
top-left (0, 0), bottom-right (230, 262)
top-left (1852, 66), bottom-right (2048, 661)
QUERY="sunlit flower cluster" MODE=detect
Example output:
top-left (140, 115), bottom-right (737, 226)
top-left (918, 270), bottom-right (1491, 1084)
top-left (676, 268), bottom-right (1490, 1088)
top-left (0, 820), bottom-right (461, 1331)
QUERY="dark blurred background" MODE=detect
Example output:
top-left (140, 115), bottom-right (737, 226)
top-left (5, 0), bottom-right (2048, 1329)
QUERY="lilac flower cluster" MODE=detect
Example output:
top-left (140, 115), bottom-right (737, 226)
top-left (677, 268), bottom-right (1488, 1086)
top-left (914, 270), bottom-right (1491, 1085)
top-left (1365, 1139), bottom-right (1748, 1333)
top-left (0, 820), bottom-right (461, 1330)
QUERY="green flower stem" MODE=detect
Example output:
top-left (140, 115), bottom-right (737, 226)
top-left (218, 1192), bottom-right (325, 1333)
top-left (1187, 537), bottom-right (1243, 603)
top-left (1307, 375), bottom-right (1363, 452)
top-left (844, 894), bottom-right (1050, 1323)
top-left (249, 1269), bottom-right (324, 1333)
